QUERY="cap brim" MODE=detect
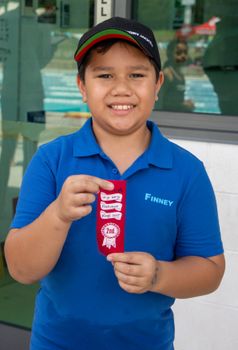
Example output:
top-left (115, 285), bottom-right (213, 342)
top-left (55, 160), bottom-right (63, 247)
top-left (74, 29), bottom-right (144, 63)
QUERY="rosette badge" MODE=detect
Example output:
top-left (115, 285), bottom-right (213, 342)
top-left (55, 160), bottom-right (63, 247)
top-left (96, 180), bottom-right (126, 256)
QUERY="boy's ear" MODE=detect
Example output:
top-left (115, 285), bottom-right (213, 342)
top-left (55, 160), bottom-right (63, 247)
top-left (76, 74), bottom-right (87, 103)
top-left (155, 71), bottom-right (164, 101)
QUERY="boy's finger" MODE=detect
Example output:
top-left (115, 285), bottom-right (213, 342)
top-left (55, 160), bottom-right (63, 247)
top-left (69, 175), bottom-right (114, 193)
top-left (95, 178), bottom-right (115, 191)
top-left (74, 193), bottom-right (96, 206)
top-left (114, 262), bottom-right (142, 277)
top-left (84, 175), bottom-right (114, 191)
top-left (115, 270), bottom-right (142, 285)
top-left (107, 252), bottom-right (141, 265)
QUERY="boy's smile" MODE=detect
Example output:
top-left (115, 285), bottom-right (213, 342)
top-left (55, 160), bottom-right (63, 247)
top-left (78, 42), bottom-right (164, 138)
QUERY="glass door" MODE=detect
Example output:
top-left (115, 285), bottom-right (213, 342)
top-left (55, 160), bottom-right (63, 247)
top-left (0, 0), bottom-right (93, 329)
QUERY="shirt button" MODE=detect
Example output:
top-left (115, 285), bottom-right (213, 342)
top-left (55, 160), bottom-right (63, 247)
top-left (112, 168), bottom-right (118, 174)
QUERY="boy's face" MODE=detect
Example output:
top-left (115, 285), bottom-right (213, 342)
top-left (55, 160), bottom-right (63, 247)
top-left (78, 42), bottom-right (163, 137)
top-left (174, 43), bottom-right (188, 64)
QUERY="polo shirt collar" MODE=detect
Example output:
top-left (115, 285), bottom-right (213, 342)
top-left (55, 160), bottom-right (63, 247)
top-left (146, 120), bottom-right (173, 169)
top-left (73, 118), bottom-right (173, 169)
top-left (73, 118), bottom-right (101, 157)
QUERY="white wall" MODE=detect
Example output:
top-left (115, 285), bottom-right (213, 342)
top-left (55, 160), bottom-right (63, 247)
top-left (170, 139), bottom-right (238, 350)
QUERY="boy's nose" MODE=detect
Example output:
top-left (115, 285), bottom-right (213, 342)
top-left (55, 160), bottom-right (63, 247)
top-left (110, 79), bottom-right (132, 96)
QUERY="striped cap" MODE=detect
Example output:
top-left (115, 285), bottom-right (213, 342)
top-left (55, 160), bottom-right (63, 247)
top-left (74, 17), bottom-right (161, 72)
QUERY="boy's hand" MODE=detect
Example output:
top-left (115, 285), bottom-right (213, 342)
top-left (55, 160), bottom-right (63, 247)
top-left (55, 175), bottom-right (114, 223)
top-left (107, 252), bottom-right (157, 294)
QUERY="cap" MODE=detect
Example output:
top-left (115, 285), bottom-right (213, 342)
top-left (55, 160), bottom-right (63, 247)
top-left (74, 17), bottom-right (161, 72)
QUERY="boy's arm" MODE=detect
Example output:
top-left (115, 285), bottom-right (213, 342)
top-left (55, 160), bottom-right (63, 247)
top-left (5, 201), bottom-right (71, 285)
top-left (107, 252), bottom-right (225, 298)
top-left (5, 175), bottom-right (114, 284)
top-left (151, 254), bottom-right (225, 298)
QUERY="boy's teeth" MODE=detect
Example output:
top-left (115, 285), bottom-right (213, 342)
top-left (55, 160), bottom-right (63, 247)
top-left (111, 105), bottom-right (133, 110)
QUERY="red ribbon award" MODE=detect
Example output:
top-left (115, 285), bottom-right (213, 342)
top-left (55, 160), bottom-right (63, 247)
top-left (96, 180), bottom-right (126, 256)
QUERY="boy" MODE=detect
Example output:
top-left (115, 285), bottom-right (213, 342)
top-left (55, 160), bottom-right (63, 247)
top-left (5, 17), bottom-right (225, 350)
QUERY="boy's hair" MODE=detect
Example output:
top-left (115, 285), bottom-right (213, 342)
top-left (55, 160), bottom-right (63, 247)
top-left (77, 39), bottom-right (160, 83)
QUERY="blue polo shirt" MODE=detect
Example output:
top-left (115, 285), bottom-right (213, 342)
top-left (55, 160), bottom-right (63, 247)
top-left (11, 118), bottom-right (223, 350)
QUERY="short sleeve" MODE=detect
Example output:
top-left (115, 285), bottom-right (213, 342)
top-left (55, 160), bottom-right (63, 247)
top-left (11, 147), bottom-right (56, 229)
top-left (175, 163), bottom-right (223, 258)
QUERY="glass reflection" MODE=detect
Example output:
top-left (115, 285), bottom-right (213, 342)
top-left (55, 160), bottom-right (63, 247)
top-left (133, 0), bottom-right (238, 116)
top-left (203, 7), bottom-right (238, 116)
top-left (157, 39), bottom-right (195, 112)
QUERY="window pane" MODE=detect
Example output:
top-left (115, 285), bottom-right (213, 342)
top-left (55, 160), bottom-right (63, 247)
top-left (132, 0), bottom-right (238, 116)
top-left (0, 0), bottom-right (92, 328)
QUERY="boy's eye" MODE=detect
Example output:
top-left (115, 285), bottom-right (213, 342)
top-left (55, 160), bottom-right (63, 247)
top-left (130, 73), bottom-right (145, 78)
top-left (98, 74), bottom-right (112, 79)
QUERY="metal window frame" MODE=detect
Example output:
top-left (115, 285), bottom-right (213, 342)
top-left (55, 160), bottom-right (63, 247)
top-left (113, 0), bottom-right (132, 18)
top-left (113, 0), bottom-right (238, 145)
top-left (150, 111), bottom-right (238, 144)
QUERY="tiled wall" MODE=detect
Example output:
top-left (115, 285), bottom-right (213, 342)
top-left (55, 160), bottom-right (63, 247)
top-left (170, 139), bottom-right (238, 350)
